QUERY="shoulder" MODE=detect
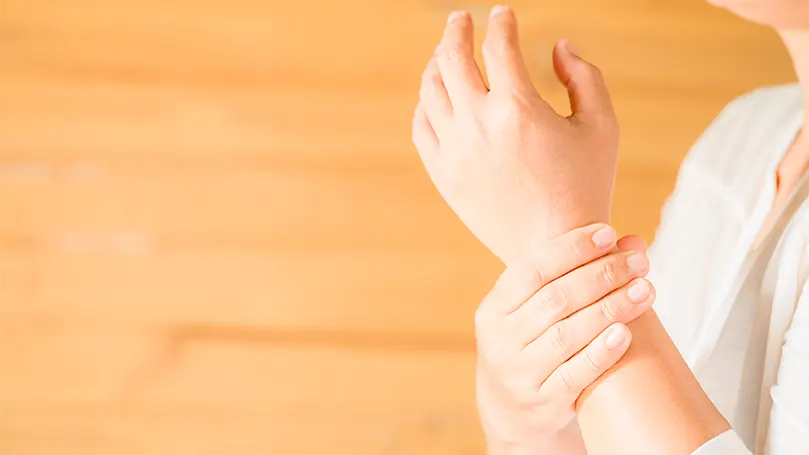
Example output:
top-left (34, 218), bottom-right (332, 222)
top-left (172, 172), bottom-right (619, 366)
top-left (649, 84), bottom-right (804, 354)
top-left (668, 83), bottom-right (804, 216)
top-left (684, 83), bottom-right (804, 171)
top-left (716, 83), bottom-right (803, 119)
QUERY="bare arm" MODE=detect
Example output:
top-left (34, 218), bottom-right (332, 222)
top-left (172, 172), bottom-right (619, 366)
top-left (413, 7), bottom-right (730, 454)
top-left (576, 311), bottom-right (730, 455)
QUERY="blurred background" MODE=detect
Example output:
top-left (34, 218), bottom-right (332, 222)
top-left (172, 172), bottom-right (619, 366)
top-left (0, 0), bottom-right (797, 453)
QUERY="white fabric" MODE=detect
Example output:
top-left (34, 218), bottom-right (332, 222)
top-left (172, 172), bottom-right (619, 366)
top-left (647, 83), bottom-right (808, 454)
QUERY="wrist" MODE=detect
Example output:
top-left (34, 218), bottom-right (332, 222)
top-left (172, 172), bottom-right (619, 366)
top-left (486, 418), bottom-right (587, 455)
top-left (486, 431), bottom-right (566, 455)
top-left (502, 212), bottom-right (609, 266)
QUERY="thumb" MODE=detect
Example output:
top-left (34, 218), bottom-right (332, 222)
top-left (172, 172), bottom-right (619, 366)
top-left (616, 235), bottom-right (649, 254)
top-left (552, 39), bottom-right (616, 126)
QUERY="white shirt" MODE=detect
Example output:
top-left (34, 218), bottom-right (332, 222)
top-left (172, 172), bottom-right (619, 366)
top-left (647, 83), bottom-right (809, 454)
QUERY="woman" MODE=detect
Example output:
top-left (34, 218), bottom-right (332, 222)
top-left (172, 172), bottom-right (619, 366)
top-left (412, 2), bottom-right (807, 454)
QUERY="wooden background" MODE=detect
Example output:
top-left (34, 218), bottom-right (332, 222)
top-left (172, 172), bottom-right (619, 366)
top-left (0, 0), bottom-right (796, 453)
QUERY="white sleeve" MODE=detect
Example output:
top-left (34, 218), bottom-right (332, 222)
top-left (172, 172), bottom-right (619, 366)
top-left (692, 430), bottom-right (751, 455)
top-left (765, 278), bottom-right (809, 453)
top-left (692, 278), bottom-right (809, 455)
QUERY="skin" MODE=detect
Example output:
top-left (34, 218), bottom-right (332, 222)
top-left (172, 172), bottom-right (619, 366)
top-left (754, 27), bottom-right (809, 246)
top-left (575, 3), bottom-right (809, 455)
top-left (413, 1), bottom-right (809, 454)
top-left (414, 7), bottom-right (620, 262)
top-left (414, 8), bottom-right (728, 452)
top-left (475, 224), bottom-right (655, 453)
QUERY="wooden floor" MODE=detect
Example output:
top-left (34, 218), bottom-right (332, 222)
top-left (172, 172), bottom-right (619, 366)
top-left (0, 0), bottom-right (796, 453)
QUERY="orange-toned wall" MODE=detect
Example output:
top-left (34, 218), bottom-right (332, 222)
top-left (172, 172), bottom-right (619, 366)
top-left (0, 0), bottom-right (795, 453)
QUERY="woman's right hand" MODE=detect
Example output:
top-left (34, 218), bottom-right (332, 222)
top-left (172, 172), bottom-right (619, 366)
top-left (413, 6), bottom-right (620, 264)
top-left (475, 223), bottom-right (655, 454)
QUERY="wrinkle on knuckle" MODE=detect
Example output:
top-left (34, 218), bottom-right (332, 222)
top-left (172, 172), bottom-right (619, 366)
top-left (538, 284), bottom-right (568, 321)
top-left (583, 349), bottom-right (603, 373)
top-left (524, 257), bottom-right (546, 289)
top-left (600, 298), bottom-right (622, 323)
top-left (440, 42), bottom-right (466, 65)
top-left (601, 260), bottom-right (620, 287)
top-left (547, 321), bottom-right (568, 352)
top-left (570, 233), bottom-right (589, 261)
top-left (558, 366), bottom-right (578, 393)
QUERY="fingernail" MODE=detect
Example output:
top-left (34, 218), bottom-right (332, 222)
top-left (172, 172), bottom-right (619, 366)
top-left (626, 252), bottom-right (648, 274)
top-left (605, 325), bottom-right (628, 349)
top-left (627, 280), bottom-right (650, 303)
top-left (490, 4), bottom-right (510, 18)
top-left (448, 10), bottom-right (467, 22)
top-left (591, 226), bottom-right (616, 249)
top-left (561, 39), bottom-right (578, 58)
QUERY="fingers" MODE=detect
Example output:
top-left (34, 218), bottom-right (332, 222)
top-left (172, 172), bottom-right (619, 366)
top-left (478, 223), bottom-right (618, 316)
top-left (540, 323), bottom-right (631, 400)
top-left (482, 5), bottom-right (535, 93)
top-left (412, 103), bottom-right (439, 160)
top-left (436, 11), bottom-right (487, 105)
top-left (551, 39), bottom-right (617, 128)
top-left (419, 57), bottom-right (453, 134)
top-left (520, 277), bottom-right (654, 379)
top-left (508, 248), bottom-right (650, 338)
top-left (617, 235), bottom-right (649, 253)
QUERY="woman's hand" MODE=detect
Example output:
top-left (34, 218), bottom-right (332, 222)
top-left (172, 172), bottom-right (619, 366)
top-left (475, 224), bottom-right (654, 453)
top-left (413, 6), bottom-right (620, 264)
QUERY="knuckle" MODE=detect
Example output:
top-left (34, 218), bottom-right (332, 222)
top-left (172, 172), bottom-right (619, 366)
top-left (601, 120), bottom-right (620, 145)
top-left (600, 260), bottom-right (622, 288)
top-left (485, 94), bottom-right (533, 134)
top-left (569, 234), bottom-right (588, 262)
top-left (600, 297), bottom-right (624, 323)
top-left (522, 258), bottom-right (546, 289)
top-left (440, 42), bottom-right (466, 64)
top-left (517, 397), bottom-right (541, 413)
top-left (503, 91), bottom-right (532, 113)
top-left (539, 283), bottom-right (570, 320)
top-left (474, 305), bottom-right (490, 332)
top-left (481, 37), bottom-right (503, 58)
top-left (479, 341), bottom-right (502, 366)
top-left (547, 321), bottom-right (569, 352)
top-left (581, 61), bottom-right (604, 81)
top-left (557, 366), bottom-right (578, 393)
top-left (593, 110), bottom-right (619, 139)
top-left (411, 127), bottom-right (423, 148)
top-left (504, 377), bottom-right (532, 399)
top-left (420, 69), bottom-right (441, 92)
top-left (533, 389), bottom-right (554, 408)
top-left (583, 348), bottom-right (604, 373)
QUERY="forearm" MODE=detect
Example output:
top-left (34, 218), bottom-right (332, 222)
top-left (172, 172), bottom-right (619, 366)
top-left (488, 420), bottom-right (587, 455)
top-left (575, 310), bottom-right (730, 455)
top-left (520, 214), bottom-right (728, 455)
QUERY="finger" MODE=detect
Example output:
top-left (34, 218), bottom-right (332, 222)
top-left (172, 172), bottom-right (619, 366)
top-left (552, 39), bottom-right (616, 127)
top-left (539, 323), bottom-right (631, 401)
top-left (508, 249), bottom-right (649, 336)
top-left (482, 5), bottom-right (535, 93)
top-left (412, 103), bottom-right (439, 161)
top-left (617, 235), bottom-right (648, 253)
top-left (419, 57), bottom-right (453, 135)
top-left (520, 278), bottom-right (654, 380)
top-left (478, 223), bottom-right (618, 316)
top-left (436, 11), bottom-right (487, 105)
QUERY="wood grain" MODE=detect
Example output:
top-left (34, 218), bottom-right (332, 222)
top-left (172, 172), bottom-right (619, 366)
top-left (0, 0), bottom-right (795, 453)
